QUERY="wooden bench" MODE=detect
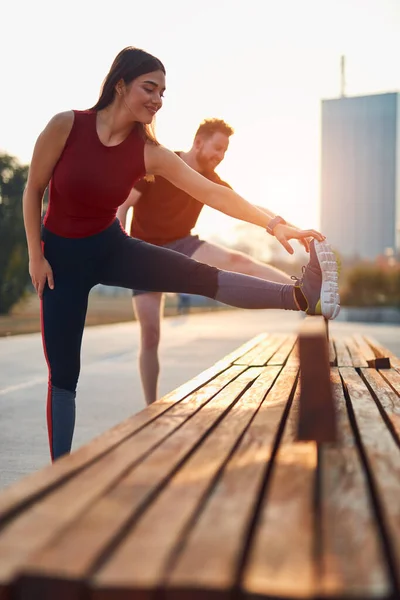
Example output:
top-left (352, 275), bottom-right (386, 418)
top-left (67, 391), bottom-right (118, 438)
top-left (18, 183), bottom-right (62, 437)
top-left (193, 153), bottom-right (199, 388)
top-left (0, 319), bottom-right (399, 600)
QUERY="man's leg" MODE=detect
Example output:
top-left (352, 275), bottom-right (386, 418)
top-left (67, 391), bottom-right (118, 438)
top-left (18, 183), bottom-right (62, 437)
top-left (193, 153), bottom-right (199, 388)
top-left (133, 292), bottom-right (164, 405)
top-left (191, 241), bottom-right (292, 284)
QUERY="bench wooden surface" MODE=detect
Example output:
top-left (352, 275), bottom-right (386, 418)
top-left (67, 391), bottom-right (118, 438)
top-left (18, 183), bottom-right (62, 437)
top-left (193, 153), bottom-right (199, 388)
top-left (0, 321), bottom-right (399, 600)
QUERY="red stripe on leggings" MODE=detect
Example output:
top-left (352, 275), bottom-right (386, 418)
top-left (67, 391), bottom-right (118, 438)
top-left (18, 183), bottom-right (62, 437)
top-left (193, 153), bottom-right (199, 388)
top-left (40, 240), bottom-right (54, 462)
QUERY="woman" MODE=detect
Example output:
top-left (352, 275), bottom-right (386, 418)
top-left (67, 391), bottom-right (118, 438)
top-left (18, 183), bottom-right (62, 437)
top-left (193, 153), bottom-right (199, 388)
top-left (23, 47), bottom-right (340, 461)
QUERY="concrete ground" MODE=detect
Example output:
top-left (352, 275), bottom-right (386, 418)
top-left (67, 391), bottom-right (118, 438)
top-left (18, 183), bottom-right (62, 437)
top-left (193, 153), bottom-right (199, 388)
top-left (1, 308), bottom-right (399, 490)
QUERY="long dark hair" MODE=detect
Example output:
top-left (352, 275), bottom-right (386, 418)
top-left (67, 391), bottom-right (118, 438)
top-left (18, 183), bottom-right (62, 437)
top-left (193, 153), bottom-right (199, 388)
top-left (91, 47), bottom-right (166, 144)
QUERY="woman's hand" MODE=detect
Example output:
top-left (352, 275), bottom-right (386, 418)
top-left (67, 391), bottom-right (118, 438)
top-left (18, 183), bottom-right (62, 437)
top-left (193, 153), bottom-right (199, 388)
top-left (273, 224), bottom-right (325, 255)
top-left (29, 256), bottom-right (54, 299)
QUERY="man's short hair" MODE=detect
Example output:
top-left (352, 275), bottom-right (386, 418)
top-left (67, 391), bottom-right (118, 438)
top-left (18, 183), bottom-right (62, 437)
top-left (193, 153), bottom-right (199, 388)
top-left (195, 118), bottom-right (234, 140)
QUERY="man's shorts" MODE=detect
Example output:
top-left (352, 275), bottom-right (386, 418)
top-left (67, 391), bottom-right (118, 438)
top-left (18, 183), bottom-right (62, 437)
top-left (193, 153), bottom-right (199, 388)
top-left (132, 234), bottom-right (205, 297)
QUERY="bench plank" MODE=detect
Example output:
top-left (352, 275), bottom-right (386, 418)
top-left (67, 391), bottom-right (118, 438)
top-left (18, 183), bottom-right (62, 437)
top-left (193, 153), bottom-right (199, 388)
top-left (297, 317), bottom-right (337, 443)
top-left (329, 338), bottom-right (336, 366)
top-left (318, 369), bottom-right (391, 597)
top-left (233, 335), bottom-right (272, 366)
top-left (360, 369), bottom-right (400, 446)
top-left (379, 368), bottom-right (400, 401)
top-left (247, 335), bottom-right (289, 367)
top-left (88, 367), bottom-right (280, 600)
top-left (334, 339), bottom-right (353, 367)
top-left (344, 337), bottom-right (369, 368)
top-left (340, 367), bottom-right (400, 588)
top-left (220, 333), bottom-right (268, 366)
top-left (241, 385), bottom-right (317, 599)
top-left (352, 334), bottom-right (378, 363)
top-left (166, 366), bottom-right (299, 597)
top-left (16, 368), bottom-right (258, 599)
top-left (0, 366), bottom-right (246, 595)
top-left (166, 367), bottom-right (298, 600)
top-left (163, 366), bottom-right (299, 600)
top-left (267, 334), bottom-right (296, 366)
top-left (286, 340), bottom-right (299, 366)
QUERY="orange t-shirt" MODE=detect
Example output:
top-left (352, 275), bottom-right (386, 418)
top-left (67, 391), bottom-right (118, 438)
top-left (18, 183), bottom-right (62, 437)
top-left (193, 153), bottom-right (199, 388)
top-left (130, 154), bottom-right (231, 245)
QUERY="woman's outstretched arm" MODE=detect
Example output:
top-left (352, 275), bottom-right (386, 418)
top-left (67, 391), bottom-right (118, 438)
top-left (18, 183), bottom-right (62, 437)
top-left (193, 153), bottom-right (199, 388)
top-left (144, 143), bottom-right (325, 254)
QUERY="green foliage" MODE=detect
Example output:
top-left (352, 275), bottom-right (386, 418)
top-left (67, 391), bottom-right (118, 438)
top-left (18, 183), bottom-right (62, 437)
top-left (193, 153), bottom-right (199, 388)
top-left (0, 153), bottom-right (30, 314)
top-left (341, 263), bottom-right (400, 307)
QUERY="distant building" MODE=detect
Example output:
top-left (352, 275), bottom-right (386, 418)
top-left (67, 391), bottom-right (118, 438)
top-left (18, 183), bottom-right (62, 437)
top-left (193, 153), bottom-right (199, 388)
top-left (320, 92), bottom-right (400, 260)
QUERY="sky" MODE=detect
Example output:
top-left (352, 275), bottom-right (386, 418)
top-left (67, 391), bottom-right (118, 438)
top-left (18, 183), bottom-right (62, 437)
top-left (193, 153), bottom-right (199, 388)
top-left (1, 0), bottom-right (400, 246)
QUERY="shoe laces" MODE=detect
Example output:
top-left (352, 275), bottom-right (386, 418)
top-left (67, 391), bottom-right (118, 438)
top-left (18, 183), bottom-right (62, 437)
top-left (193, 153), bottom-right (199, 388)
top-left (291, 265), bottom-right (306, 286)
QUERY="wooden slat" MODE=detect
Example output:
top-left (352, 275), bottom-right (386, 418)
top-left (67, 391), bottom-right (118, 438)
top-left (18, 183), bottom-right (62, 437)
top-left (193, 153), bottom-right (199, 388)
top-left (360, 369), bottom-right (400, 445)
top-left (0, 366), bottom-right (246, 595)
top-left (218, 333), bottom-right (268, 366)
top-left (233, 336), bottom-right (273, 366)
top-left (87, 367), bottom-right (281, 600)
top-left (379, 368), bottom-right (400, 398)
top-left (340, 367), bottom-right (400, 587)
top-left (267, 334), bottom-right (296, 366)
top-left (318, 368), bottom-right (391, 597)
top-left (334, 338), bottom-right (353, 367)
top-left (363, 336), bottom-right (400, 370)
top-left (329, 338), bottom-right (336, 366)
top-left (344, 337), bottom-right (369, 368)
top-left (297, 317), bottom-right (337, 443)
top-left (241, 385), bottom-right (317, 599)
top-left (0, 349), bottom-right (248, 527)
top-left (163, 366), bottom-right (299, 600)
top-left (246, 335), bottom-right (288, 367)
top-left (16, 368), bottom-right (260, 600)
top-left (352, 334), bottom-right (378, 363)
top-left (286, 340), bottom-right (299, 366)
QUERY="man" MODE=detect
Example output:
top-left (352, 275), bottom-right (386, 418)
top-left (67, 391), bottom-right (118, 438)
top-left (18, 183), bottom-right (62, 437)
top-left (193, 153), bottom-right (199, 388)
top-left (117, 118), bottom-right (294, 404)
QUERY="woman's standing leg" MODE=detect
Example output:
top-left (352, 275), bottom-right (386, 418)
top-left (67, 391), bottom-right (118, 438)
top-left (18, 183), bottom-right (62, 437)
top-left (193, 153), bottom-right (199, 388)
top-left (41, 273), bottom-right (91, 460)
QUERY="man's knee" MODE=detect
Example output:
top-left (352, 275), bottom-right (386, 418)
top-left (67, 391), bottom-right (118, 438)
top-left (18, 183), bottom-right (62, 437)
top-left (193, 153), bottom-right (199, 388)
top-left (226, 252), bottom-right (255, 273)
top-left (140, 323), bottom-right (161, 350)
top-left (134, 293), bottom-right (163, 350)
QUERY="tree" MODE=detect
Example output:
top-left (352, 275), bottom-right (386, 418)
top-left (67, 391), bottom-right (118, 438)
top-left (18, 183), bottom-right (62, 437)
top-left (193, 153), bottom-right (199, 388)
top-left (341, 263), bottom-right (400, 307)
top-left (0, 153), bottom-right (30, 314)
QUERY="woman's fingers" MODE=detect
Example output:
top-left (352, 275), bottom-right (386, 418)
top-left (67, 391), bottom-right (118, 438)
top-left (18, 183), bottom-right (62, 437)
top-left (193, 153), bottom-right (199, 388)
top-left (273, 225), bottom-right (327, 256)
top-left (296, 229), bottom-right (325, 242)
top-left (30, 262), bottom-right (55, 298)
top-left (276, 234), bottom-right (294, 255)
top-left (37, 277), bottom-right (46, 299)
top-left (300, 238), bottom-right (310, 252)
top-left (47, 268), bottom-right (55, 290)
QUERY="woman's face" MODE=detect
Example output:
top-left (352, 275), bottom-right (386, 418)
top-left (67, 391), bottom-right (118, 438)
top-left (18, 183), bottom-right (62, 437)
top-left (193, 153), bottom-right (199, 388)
top-left (120, 70), bottom-right (166, 124)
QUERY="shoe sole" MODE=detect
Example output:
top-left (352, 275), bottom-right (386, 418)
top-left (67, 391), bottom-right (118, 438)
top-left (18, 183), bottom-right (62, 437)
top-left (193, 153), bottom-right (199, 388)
top-left (314, 240), bottom-right (341, 320)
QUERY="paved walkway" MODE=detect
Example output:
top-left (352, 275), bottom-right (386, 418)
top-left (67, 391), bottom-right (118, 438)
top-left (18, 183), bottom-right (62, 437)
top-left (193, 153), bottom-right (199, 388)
top-left (1, 309), bottom-right (399, 489)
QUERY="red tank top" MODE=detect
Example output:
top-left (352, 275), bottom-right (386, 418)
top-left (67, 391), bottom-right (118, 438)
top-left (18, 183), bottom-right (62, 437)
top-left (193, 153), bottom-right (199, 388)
top-left (44, 110), bottom-right (146, 238)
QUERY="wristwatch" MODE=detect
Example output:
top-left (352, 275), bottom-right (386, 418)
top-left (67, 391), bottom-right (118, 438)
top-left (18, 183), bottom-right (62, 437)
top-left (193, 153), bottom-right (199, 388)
top-left (266, 215), bottom-right (286, 235)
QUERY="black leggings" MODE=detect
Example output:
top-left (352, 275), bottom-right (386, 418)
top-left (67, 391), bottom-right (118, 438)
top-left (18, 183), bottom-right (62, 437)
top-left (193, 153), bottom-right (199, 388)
top-left (41, 219), bottom-right (296, 459)
top-left (42, 220), bottom-right (219, 391)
